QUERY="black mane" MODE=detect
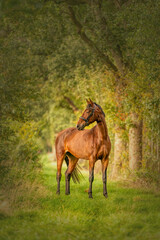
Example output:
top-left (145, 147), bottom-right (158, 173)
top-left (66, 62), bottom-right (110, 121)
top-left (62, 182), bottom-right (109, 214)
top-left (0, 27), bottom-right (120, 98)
top-left (94, 102), bottom-right (105, 117)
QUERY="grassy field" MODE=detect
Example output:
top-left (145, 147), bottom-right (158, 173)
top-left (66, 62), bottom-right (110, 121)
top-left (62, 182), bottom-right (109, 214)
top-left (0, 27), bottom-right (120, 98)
top-left (0, 155), bottom-right (160, 240)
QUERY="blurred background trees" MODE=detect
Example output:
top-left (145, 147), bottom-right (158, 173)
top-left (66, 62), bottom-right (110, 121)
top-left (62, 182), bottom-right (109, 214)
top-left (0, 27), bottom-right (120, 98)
top-left (0, 0), bottom-right (160, 196)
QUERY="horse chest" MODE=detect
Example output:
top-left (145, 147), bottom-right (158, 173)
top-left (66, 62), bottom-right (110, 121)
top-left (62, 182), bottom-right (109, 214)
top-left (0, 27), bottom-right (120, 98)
top-left (96, 141), bottom-right (108, 160)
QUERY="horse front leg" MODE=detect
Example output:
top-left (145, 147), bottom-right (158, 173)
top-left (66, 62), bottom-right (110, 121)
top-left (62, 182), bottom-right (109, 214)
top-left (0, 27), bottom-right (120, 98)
top-left (102, 158), bottom-right (109, 198)
top-left (88, 160), bottom-right (95, 199)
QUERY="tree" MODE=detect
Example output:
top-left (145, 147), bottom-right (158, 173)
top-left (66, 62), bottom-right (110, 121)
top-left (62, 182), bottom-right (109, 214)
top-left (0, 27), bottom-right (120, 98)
top-left (55, 0), bottom-right (141, 176)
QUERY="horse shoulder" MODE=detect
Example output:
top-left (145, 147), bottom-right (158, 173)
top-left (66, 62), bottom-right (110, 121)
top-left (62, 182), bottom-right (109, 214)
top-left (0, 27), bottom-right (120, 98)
top-left (56, 127), bottom-right (76, 145)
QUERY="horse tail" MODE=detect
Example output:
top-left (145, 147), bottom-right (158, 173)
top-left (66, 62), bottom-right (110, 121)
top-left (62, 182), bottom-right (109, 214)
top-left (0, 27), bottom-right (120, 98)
top-left (65, 156), bottom-right (82, 184)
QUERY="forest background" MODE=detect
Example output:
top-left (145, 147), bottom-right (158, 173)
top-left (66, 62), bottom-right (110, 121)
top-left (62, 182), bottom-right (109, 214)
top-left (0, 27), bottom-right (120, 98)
top-left (0, 0), bottom-right (160, 214)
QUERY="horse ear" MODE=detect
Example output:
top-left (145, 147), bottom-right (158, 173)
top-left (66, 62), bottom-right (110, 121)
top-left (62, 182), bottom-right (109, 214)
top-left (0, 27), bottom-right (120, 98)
top-left (89, 98), bottom-right (94, 106)
top-left (86, 99), bottom-right (90, 104)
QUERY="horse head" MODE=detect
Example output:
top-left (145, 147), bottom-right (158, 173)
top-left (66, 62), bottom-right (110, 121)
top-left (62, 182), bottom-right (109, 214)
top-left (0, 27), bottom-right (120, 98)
top-left (77, 99), bottom-right (105, 130)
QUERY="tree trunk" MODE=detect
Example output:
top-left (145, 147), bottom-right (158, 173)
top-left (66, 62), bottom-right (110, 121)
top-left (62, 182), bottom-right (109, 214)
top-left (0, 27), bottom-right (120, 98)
top-left (112, 126), bottom-right (125, 178)
top-left (129, 113), bottom-right (143, 170)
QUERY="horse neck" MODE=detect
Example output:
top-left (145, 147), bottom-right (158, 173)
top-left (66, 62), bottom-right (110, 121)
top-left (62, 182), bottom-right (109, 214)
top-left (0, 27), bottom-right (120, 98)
top-left (96, 115), bottom-right (108, 140)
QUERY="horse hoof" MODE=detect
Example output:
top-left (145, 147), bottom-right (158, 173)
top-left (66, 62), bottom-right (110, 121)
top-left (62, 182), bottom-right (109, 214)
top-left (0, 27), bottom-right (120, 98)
top-left (56, 191), bottom-right (60, 195)
top-left (88, 193), bottom-right (93, 199)
top-left (103, 193), bottom-right (108, 198)
top-left (65, 192), bottom-right (70, 195)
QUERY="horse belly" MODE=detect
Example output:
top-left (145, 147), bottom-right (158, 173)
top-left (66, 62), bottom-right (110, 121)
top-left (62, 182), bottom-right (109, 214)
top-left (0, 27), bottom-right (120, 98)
top-left (65, 133), bottom-right (92, 160)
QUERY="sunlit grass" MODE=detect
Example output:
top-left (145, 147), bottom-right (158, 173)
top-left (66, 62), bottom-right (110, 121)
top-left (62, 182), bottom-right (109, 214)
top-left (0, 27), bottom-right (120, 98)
top-left (0, 155), bottom-right (160, 240)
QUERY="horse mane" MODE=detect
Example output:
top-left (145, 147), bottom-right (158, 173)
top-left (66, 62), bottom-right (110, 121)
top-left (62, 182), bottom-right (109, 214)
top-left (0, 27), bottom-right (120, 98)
top-left (94, 102), bottom-right (105, 117)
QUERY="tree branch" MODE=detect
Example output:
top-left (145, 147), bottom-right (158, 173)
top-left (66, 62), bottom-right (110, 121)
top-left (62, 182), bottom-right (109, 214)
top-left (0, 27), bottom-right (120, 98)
top-left (68, 6), bottom-right (118, 74)
top-left (52, 0), bottom-right (87, 5)
top-left (113, 0), bottom-right (121, 9)
top-left (94, 1), bottom-right (126, 74)
top-left (64, 96), bottom-right (79, 112)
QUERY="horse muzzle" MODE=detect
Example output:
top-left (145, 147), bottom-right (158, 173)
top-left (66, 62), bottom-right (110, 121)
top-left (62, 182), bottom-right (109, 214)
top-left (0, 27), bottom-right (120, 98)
top-left (77, 124), bottom-right (85, 131)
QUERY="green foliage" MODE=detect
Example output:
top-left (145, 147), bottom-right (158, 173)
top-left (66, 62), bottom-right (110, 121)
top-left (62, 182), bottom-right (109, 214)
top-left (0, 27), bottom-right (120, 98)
top-left (0, 0), bottom-right (160, 211)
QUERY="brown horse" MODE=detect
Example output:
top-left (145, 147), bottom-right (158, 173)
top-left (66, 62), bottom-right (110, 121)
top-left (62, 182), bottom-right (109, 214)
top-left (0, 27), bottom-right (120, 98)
top-left (55, 99), bottom-right (111, 198)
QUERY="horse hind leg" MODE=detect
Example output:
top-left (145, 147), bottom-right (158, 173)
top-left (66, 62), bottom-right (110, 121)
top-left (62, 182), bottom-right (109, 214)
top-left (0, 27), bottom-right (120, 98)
top-left (65, 154), bottom-right (78, 195)
top-left (56, 152), bottom-right (65, 195)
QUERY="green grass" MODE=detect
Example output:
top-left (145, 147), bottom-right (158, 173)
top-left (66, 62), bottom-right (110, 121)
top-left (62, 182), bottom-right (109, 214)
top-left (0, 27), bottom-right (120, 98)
top-left (0, 155), bottom-right (160, 240)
